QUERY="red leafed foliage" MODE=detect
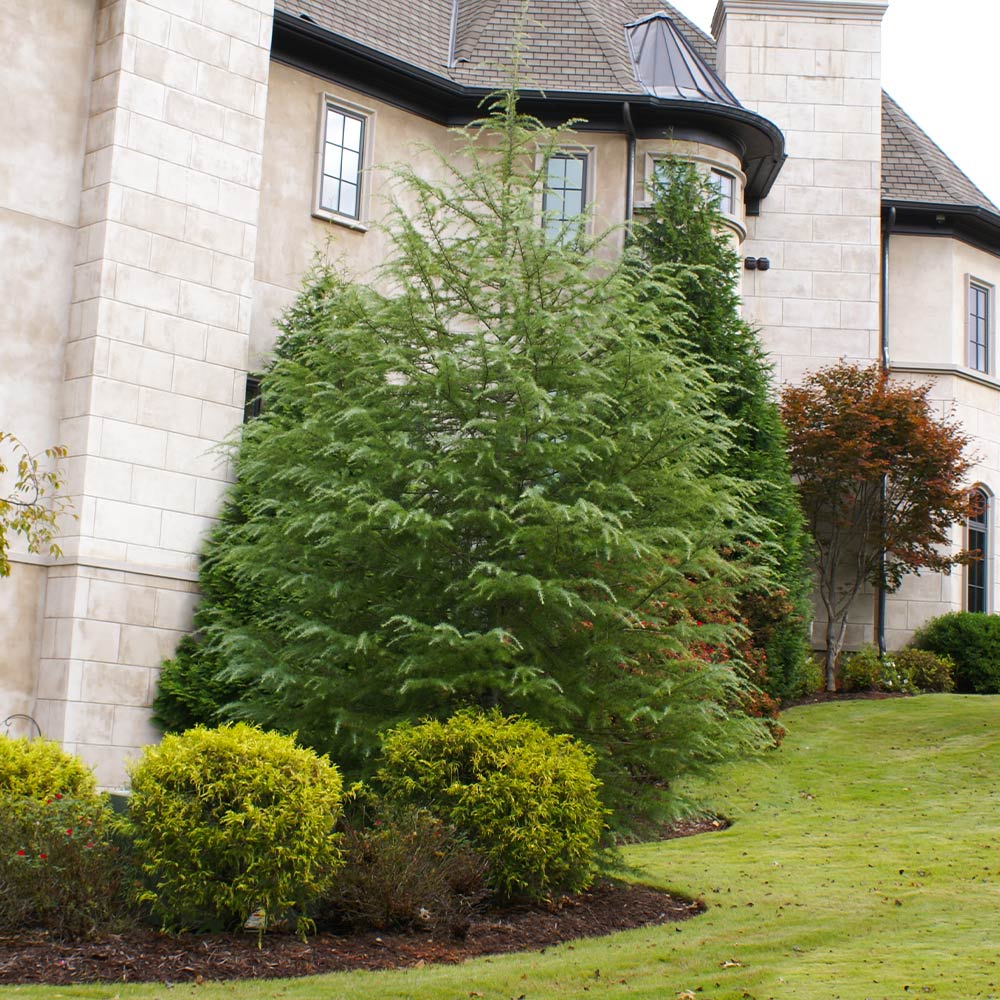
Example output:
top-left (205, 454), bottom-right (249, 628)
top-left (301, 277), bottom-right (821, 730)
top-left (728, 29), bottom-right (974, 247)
top-left (781, 362), bottom-right (975, 687)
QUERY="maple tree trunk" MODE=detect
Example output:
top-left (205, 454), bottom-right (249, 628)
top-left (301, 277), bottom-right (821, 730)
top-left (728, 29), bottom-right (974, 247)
top-left (824, 615), bottom-right (839, 692)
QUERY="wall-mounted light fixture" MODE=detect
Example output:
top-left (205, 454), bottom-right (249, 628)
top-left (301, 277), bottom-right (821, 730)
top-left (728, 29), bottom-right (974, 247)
top-left (745, 257), bottom-right (771, 271)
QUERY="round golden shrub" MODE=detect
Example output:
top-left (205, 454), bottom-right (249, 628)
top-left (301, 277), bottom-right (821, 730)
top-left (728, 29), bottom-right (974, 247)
top-left (377, 709), bottom-right (606, 901)
top-left (0, 736), bottom-right (97, 801)
top-left (127, 723), bottom-right (343, 935)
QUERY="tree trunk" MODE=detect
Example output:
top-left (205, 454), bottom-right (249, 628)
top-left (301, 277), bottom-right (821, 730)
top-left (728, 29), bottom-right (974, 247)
top-left (824, 615), bottom-right (838, 692)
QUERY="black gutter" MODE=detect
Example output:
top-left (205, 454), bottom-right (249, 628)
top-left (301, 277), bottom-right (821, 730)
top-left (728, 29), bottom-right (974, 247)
top-left (884, 200), bottom-right (1000, 258)
top-left (271, 10), bottom-right (786, 205)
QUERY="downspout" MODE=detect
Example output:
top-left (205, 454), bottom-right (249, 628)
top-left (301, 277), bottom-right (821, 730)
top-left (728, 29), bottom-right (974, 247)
top-left (447, 0), bottom-right (459, 69)
top-left (876, 206), bottom-right (896, 657)
top-left (623, 102), bottom-right (636, 235)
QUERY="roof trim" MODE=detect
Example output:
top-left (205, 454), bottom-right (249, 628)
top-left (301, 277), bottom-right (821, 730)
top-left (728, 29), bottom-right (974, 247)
top-left (885, 200), bottom-right (1000, 258)
top-left (713, 0), bottom-right (887, 36)
top-left (271, 9), bottom-right (786, 203)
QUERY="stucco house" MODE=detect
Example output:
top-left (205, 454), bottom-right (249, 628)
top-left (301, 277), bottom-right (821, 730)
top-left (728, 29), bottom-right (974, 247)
top-left (3, 0), bottom-right (998, 784)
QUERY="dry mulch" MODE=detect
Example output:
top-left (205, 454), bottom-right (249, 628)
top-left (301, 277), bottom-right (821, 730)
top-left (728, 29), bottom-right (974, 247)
top-left (0, 882), bottom-right (704, 985)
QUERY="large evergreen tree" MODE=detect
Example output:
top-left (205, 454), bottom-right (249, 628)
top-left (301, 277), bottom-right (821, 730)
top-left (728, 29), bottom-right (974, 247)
top-left (156, 94), bottom-right (770, 820)
top-left (634, 159), bottom-right (813, 702)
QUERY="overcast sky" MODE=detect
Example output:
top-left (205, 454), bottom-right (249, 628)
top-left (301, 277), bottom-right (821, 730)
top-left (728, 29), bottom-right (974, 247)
top-left (676, 0), bottom-right (1000, 208)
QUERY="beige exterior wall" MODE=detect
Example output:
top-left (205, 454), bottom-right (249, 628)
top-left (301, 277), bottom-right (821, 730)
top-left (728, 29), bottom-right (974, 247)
top-left (0, 0), bottom-right (98, 721)
top-left (885, 233), bottom-right (1000, 645)
top-left (251, 61), bottom-right (636, 363)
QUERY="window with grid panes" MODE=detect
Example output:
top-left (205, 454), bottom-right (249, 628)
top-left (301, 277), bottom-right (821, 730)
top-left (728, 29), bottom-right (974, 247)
top-left (710, 169), bottom-right (735, 214)
top-left (542, 153), bottom-right (587, 240)
top-left (319, 104), bottom-right (365, 221)
top-left (968, 488), bottom-right (990, 612)
top-left (969, 281), bottom-right (990, 373)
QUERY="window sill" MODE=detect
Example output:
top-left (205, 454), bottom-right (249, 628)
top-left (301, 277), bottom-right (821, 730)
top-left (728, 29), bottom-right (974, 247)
top-left (891, 361), bottom-right (1000, 392)
top-left (312, 210), bottom-right (368, 233)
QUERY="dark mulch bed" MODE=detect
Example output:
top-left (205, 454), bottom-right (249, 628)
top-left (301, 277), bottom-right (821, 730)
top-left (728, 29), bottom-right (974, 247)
top-left (0, 882), bottom-right (703, 985)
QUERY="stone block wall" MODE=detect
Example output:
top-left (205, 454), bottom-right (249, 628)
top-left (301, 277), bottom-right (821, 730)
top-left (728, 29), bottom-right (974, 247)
top-left (715, 0), bottom-right (886, 386)
top-left (33, 0), bottom-right (272, 785)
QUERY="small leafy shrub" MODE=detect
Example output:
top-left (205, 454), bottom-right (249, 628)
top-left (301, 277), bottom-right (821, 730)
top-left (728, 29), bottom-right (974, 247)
top-left (0, 736), bottom-right (97, 800)
top-left (377, 709), bottom-right (606, 901)
top-left (0, 795), bottom-right (126, 937)
top-left (840, 647), bottom-right (909, 693)
top-left (894, 648), bottom-right (956, 693)
top-left (322, 789), bottom-right (488, 934)
top-left (127, 723), bottom-right (344, 935)
top-left (798, 656), bottom-right (826, 696)
top-left (840, 646), bottom-right (883, 692)
top-left (914, 612), bottom-right (1000, 693)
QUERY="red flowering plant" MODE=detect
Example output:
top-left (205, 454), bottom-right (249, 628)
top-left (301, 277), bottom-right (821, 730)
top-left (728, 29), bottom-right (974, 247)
top-left (0, 793), bottom-right (128, 937)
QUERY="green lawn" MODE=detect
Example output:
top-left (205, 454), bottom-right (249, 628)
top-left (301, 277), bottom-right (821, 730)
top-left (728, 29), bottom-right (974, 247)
top-left (5, 696), bottom-right (1000, 1000)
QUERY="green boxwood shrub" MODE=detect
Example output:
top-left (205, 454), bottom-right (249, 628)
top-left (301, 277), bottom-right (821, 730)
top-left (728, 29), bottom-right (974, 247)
top-left (894, 649), bottom-right (955, 693)
top-left (0, 736), bottom-right (98, 800)
top-left (914, 612), bottom-right (1000, 693)
top-left (127, 723), bottom-right (344, 935)
top-left (377, 709), bottom-right (606, 901)
top-left (0, 794), bottom-right (127, 938)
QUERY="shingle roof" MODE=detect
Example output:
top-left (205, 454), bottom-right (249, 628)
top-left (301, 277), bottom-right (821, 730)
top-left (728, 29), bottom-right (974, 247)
top-left (282, 0), bottom-right (452, 78)
top-left (277, 1), bottom-right (722, 95)
top-left (449, 0), bottom-right (641, 92)
top-left (881, 92), bottom-right (998, 214)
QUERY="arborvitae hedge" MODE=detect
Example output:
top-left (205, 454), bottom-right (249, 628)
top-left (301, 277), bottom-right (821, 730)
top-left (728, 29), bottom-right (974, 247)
top-left (634, 159), bottom-right (813, 702)
top-left (155, 93), bottom-right (771, 823)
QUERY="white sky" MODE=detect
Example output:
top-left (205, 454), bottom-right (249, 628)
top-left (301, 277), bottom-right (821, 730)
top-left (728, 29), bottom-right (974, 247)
top-left (675, 0), bottom-right (1000, 208)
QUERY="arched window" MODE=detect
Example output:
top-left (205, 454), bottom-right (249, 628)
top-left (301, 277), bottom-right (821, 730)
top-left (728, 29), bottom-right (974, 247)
top-left (967, 487), bottom-right (990, 613)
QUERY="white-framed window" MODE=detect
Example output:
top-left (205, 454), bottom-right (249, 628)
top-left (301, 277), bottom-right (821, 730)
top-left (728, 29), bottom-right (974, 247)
top-left (968, 277), bottom-right (993, 374)
top-left (314, 96), bottom-right (374, 227)
top-left (710, 168), bottom-right (736, 215)
top-left (967, 486), bottom-right (991, 613)
top-left (541, 150), bottom-right (590, 241)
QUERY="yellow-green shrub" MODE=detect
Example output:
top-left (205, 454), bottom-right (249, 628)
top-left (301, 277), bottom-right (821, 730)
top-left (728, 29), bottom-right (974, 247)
top-left (0, 736), bottom-right (97, 800)
top-left (127, 723), bottom-right (343, 935)
top-left (377, 709), bottom-right (606, 901)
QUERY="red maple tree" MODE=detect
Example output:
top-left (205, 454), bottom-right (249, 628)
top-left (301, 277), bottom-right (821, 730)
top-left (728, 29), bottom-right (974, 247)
top-left (781, 363), bottom-right (975, 690)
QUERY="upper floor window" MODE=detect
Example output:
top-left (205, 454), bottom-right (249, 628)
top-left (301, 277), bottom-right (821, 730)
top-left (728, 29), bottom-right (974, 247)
top-left (967, 487), bottom-right (990, 612)
top-left (243, 375), bottom-right (262, 423)
top-left (317, 101), bottom-right (367, 223)
top-left (968, 280), bottom-right (991, 373)
top-left (542, 152), bottom-right (587, 241)
top-left (710, 169), bottom-right (735, 215)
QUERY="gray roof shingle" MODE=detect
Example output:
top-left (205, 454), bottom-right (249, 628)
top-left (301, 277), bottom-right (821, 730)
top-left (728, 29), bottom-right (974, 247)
top-left (881, 92), bottom-right (998, 214)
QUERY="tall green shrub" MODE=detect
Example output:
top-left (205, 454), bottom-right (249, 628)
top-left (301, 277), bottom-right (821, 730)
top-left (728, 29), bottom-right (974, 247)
top-left (155, 92), bottom-right (770, 822)
top-left (634, 159), bottom-right (812, 702)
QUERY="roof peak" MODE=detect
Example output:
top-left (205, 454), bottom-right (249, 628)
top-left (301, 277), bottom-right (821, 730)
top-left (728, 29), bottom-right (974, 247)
top-left (625, 11), bottom-right (740, 106)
